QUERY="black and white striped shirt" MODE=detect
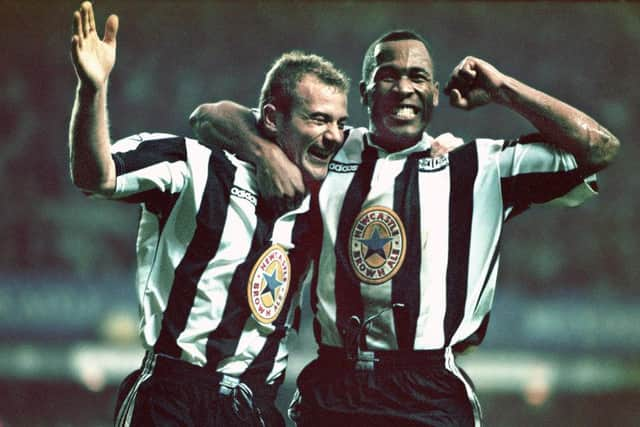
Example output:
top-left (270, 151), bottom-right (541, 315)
top-left (104, 132), bottom-right (313, 385)
top-left (311, 127), bottom-right (597, 352)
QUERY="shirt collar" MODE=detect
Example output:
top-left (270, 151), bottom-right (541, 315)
top-left (365, 132), bottom-right (433, 159)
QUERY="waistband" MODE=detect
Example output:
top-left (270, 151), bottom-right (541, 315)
top-left (145, 352), bottom-right (273, 425)
top-left (149, 352), bottom-right (220, 383)
top-left (317, 345), bottom-right (447, 371)
top-left (146, 352), bottom-right (281, 400)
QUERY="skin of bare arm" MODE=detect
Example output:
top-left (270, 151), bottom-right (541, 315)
top-left (444, 56), bottom-right (620, 176)
top-left (68, 1), bottom-right (119, 195)
top-left (190, 102), bottom-right (307, 204)
top-left (189, 102), bottom-right (463, 202)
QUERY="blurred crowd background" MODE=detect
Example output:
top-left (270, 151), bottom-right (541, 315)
top-left (0, 1), bottom-right (638, 426)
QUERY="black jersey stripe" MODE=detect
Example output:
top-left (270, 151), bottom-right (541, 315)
top-left (333, 145), bottom-right (378, 341)
top-left (112, 137), bottom-right (187, 210)
top-left (444, 142), bottom-right (478, 346)
top-left (244, 211), bottom-right (314, 384)
top-left (153, 149), bottom-right (236, 358)
top-left (204, 210), bottom-right (274, 369)
top-left (113, 137), bottom-right (186, 174)
top-left (308, 190), bottom-right (324, 343)
top-left (502, 168), bottom-right (585, 210)
top-left (391, 152), bottom-right (422, 349)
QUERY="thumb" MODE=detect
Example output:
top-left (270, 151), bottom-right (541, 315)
top-left (449, 89), bottom-right (468, 109)
top-left (103, 14), bottom-right (119, 45)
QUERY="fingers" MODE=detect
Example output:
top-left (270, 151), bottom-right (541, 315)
top-left (103, 14), bottom-right (119, 45)
top-left (444, 57), bottom-right (477, 96)
top-left (81, 2), bottom-right (90, 38)
top-left (87, 1), bottom-right (95, 33)
top-left (78, 1), bottom-right (96, 39)
top-left (431, 133), bottom-right (464, 157)
top-left (72, 11), bottom-right (82, 48)
top-left (257, 178), bottom-right (306, 217)
top-left (448, 89), bottom-right (469, 110)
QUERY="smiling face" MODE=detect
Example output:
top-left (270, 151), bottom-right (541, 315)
top-left (270, 74), bottom-right (348, 185)
top-left (360, 39), bottom-right (439, 152)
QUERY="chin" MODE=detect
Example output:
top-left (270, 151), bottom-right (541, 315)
top-left (381, 119), bottom-right (424, 137)
top-left (384, 127), bottom-right (422, 145)
top-left (304, 166), bottom-right (329, 183)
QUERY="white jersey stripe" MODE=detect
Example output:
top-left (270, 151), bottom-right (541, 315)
top-left (312, 128), bottom-right (596, 353)
top-left (104, 133), bottom-right (311, 387)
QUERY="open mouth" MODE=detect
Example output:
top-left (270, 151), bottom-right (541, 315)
top-left (391, 105), bottom-right (420, 120)
top-left (307, 145), bottom-right (333, 162)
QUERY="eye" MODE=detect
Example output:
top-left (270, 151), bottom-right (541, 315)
top-left (410, 73), bottom-right (432, 84)
top-left (308, 115), bottom-right (330, 126)
top-left (375, 69), bottom-right (397, 83)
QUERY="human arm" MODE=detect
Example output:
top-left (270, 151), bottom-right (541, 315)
top-left (189, 102), bottom-right (306, 204)
top-left (68, 1), bottom-right (119, 195)
top-left (444, 56), bottom-right (620, 176)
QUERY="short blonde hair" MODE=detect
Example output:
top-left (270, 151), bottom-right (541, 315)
top-left (259, 51), bottom-right (350, 116)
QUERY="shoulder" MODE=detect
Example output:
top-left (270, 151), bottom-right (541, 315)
top-left (112, 132), bottom-right (186, 153)
top-left (333, 126), bottom-right (368, 162)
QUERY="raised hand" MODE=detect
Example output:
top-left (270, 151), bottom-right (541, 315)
top-left (444, 56), bottom-right (507, 110)
top-left (70, 1), bottom-right (119, 90)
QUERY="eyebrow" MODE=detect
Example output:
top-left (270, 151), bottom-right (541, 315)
top-left (374, 65), bottom-right (433, 76)
top-left (309, 111), bottom-right (349, 121)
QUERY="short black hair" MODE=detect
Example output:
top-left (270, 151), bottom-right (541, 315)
top-left (361, 29), bottom-right (433, 84)
top-left (259, 50), bottom-right (350, 116)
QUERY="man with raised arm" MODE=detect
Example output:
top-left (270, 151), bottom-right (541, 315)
top-left (68, 2), bottom-right (349, 426)
top-left (190, 29), bottom-right (619, 426)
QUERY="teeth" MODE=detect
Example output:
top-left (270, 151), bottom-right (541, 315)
top-left (393, 106), bottom-right (416, 119)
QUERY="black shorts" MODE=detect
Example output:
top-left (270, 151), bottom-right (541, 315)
top-left (290, 347), bottom-right (480, 427)
top-left (114, 353), bottom-right (285, 427)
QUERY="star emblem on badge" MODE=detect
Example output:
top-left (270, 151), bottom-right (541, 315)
top-left (261, 269), bottom-right (282, 300)
top-left (358, 226), bottom-right (392, 260)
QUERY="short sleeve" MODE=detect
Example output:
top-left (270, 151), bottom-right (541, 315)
top-left (108, 133), bottom-right (191, 201)
top-left (495, 134), bottom-right (597, 212)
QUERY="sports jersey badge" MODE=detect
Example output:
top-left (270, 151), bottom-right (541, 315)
top-left (349, 206), bottom-right (406, 284)
top-left (247, 244), bottom-right (291, 324)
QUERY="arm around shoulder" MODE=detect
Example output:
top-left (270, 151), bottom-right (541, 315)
top-left (189, 100), bottom-right (306, 203)
top-left (189, 101), bottom-right (266, 164)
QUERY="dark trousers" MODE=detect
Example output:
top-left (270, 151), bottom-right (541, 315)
top-left (290, 348), bottom-right (478, 427)
top-left (114, 353), bottom-right (285, 427)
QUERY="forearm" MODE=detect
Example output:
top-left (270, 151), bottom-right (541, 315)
top-left (68, 82), bottom-right (115, 194)
top-left (189, 101), bottom-right (306, 202)
top-left (189, 101), bottom-right (271, 165)
top-left (498, 76), bottom-right (620, 174)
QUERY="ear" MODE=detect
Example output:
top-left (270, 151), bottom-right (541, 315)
top-left (359, 80), bottom-right (368, 107)
top-left (432, 81), bottom-right (440, 107)
top-left (262, 104), bottom-right (279, 136)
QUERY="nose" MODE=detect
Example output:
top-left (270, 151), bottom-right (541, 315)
top-left (395, 76), bottom-right (414, 95)
top-left (324, 122), bottom-right (343, 145)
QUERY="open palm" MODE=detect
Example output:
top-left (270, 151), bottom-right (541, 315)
top-left (70, 2), bottom-right (119, 89)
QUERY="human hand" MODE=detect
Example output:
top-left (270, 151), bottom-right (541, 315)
top-left (444, 56), bottom-right (507, 110)
top-left (255, 143), bottom-right (307, 214)
top-left (431, 132), bottom-right (464, 157)
top-left (70, 1), bottom-right (119, 91)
